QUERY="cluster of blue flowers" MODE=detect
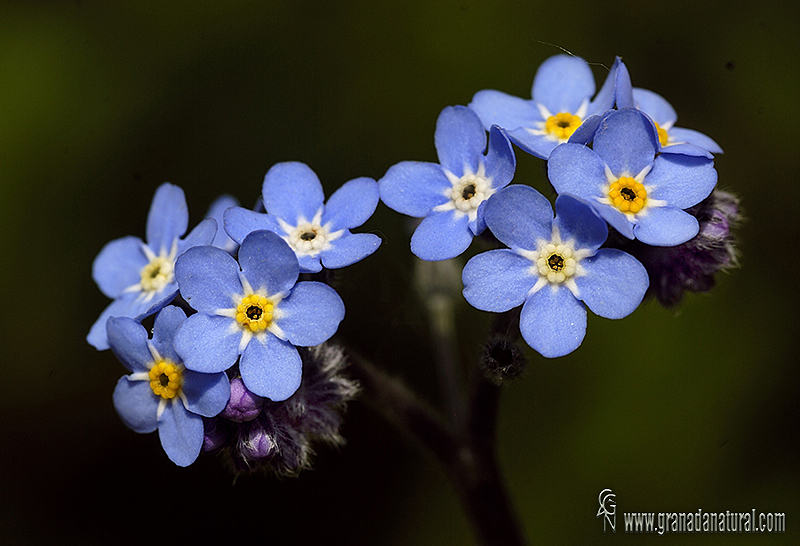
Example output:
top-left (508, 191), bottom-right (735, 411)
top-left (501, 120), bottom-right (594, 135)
top-left (90, 54), bottom-right (733, 467)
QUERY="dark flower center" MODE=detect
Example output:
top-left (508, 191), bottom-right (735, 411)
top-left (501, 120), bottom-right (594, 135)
top-left (246, 305), bottom-right (263, 320)
top-left (461, 184), bottom-right (476, 200)
top-left (547, 253), bottom-right (565, 271)
top-left (300, 230), bottom-right (317, 241)
top-left (620, 187), bottom-right (637, 201)
top-left (159, 373), bottom-right (170, 387)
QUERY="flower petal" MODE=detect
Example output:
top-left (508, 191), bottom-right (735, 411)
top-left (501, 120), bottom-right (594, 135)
top-left (469, 89), bottom-right (541, 132)
top-left (532, 55), bottom-right (594, 114)
top-left (320, 233), bottom-right (381, 269)
top-left (505, 128), bottom-right (559, 159)
top-left (520, 286), bottom-right (587, 358)
top-left (553, 194), bottom-right (608, 252)
top-left (647, 153), bottom-right (717, 209)
top-left (321, 177), bottom-right (380, 231)
top-left (483, 185), bottom-right (552, 250)
top-left (206, 194), bottom-right (240, 251)
top-left (182, 370), bottom-right (231, 417)
top-left (593, 108), bottom-right (658, 177)
top-left (146, 183), bottom-right (189, 254)
top-left (92, 236), bottom-right (147, 299)
top-left (434, 105), bottom-right (486, 176)
top-left (462, 249), bottom-right (535, 312)
top-left (611, 57), bottom-right (634, 109)
top-left (238, 230), bottom-right (299, 295)
top-left (278, 281), bottom-right (345, 346)
top-left (175, 245), bottom-right (242, 313)
top-left (107, 316), bottom-right (153, 372)
top-left (174, 313), bottom-right (242, 373)
top-left (547, 143), bottom-right (607, 201)
top-left (223, 207), bottom-right (283, 245)
top-left (158, 402), bottom-right (203, 467)
top-left (483, 126), bottom-right (516, 188)
top-left (576, 249), bottom-right (648, 319)
top-left (112, 376), bottom-right (158, 433)
top-left (633, 88), bottom-right (677, 126)
top-left (178, 217), bottom-right (217, 254)
top-left (589, 57), bottom-right (621, 114)
top-left (87, 294), bottom-right (145, 351)
top-left (634, 207), bottom-right (699, 246)
top-left (379, 161), bottom-right (450, 217)
top-left (262, 162), bottom-right (325, 224)
top-left (667, 127), bottom-right (723, 154)
top-left (150, 306), bottom-right (187, 363)
top-left (410, 210), bottom-right (473, 261)
top-left (240, 335), bottom-right (302, 401)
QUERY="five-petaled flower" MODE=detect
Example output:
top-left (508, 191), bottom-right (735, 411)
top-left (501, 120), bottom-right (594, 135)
top-left (173, 230), bottom-right (345, 401)
top-left (378, 105), bottom-right (516, 261)
top-left (547, 108), bottom-right (718, 246)
top-left (223, 162), bottom-right (381, 273)
top-left (468, 55), bottom-right (626, 159)
top-left (462, 185), bottom-right (648, 358)
top-left (108, 306), bottom-right (231, 466)
top-left (88, 183), bottom-right (217, 350)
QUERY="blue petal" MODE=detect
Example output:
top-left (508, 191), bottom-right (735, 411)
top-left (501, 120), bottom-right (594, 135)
top-left (206, 194), bottom-right (240, 251)
top-left (223, 206), bottom-right (283, 244)
top-left (320, 233), bottom-right (381, 269)
top-left (239, 230), bottom-right (299, 296)
top-left (592, 108), bottom-right (657, 177)
top-left (379, 161), bottom-right (450, 217)
top-left (667, 127), bottom-right (723, 154)
top-left (178, 217), bottom-right (217, 254)
top-left (567, 112), bottom-right (606, 146)
top-left (87, 294), bottom-right (144, 351)
top-left (576, 249), bottom-right (648, 319)
top-left (410, 210), bottom-right (473, 261)
top-left (593, 204), bottom-right (636, 239)
top-left (182, 370), bottom-right (231, 417)
top-left (553, 194), bottom-right (608, 252)
top-left (547, 143), bottom-right (607, 200)
top-left (483, 126), bottom-right (516, 188)
top-left (632, 88), bottom-right (677, 126)
top-left (240, 335), bottom-right (302, 401)
top-left (321, 177), bottom-right (380, 231)
top-left (92, 236), bottom-right (147, 298)
top-left (146, 183), bottom-right (189, 254)
top-left (520, 286), bottom-right (587, 358)
top-left (505, 128), bottom-right (558, 159)
top-left (112, 376), bottom-right (158, 433)
top-left (589, 57), bottom-right (620, 114)
top-left (658, 142), bottom-right (714, 159)
top-left (434, 105), bottom-right (486, 176)
top-left (107, 316), bottom-right (152, 372)
top-left (646, 153), bottom-right (717, 209)
top-left (634, 207), bottom-right (699, 246)
top-left (297, 254), bottom-right (323, 274)
top-left (158, 402), bottom-right (203, 467)
top-left (150, 306), bottom-right (187, 363)
top-left (462, 249), bottom-right (535, 312)
top-left (483, 185), bottom-right (552, 250)
top-left (174, 245), bottom-right (242, 313)
top-left (174, 313), bottom-right (242, 373)
top-left (532, 55), bottom-right (594, 114)
top-left (469, 89), bottom-right (540, 131)
top-left (278, 281), bottom-right (345, 346)
top-left (612, 58), bottom-right (634, 109)
top-left (262, 162), bottom-right (325, 224)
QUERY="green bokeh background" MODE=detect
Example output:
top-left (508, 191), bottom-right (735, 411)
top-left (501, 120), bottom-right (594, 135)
top-left (1, 1), bottom-right (797, 544)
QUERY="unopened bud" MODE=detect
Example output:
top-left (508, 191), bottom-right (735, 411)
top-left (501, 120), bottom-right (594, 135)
top-left (221, 377), bottom-right (264, 422)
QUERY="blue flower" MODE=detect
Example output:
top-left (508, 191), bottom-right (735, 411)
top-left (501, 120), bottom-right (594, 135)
top-left (378, 105), bottom-right (516, 261)
top-left (88, 183), bottom-right (217, 350)
top-left (468, 55), bottom-right (625, 158)
top-left (223, 162), bottom-right (381, 273)
top-left (206, 194), bottom-right (240, 253)
top-left (548, 108), bottom-right (718, 246)
top-left (462, 186), bottom-right (649, 358)
top-left (108, 306), bottom-right (231, 467)
top-left (173, 230), bottom-right (345, 401)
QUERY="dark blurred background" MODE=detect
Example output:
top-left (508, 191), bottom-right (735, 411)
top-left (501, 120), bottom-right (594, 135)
top-left (1, 0), bottom-right (798, 544)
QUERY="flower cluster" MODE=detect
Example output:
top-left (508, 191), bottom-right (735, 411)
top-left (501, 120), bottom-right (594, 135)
top-left (90, 53), bottom-right (739, 468)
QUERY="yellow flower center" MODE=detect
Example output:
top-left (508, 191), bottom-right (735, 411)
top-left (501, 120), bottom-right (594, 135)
top-left (139, 256), bottom-right (174, 293)
top-left (608, 177), bottom-right (647, 214)
top-left (236, 294), bottom-right (274, 333)
top-left (536, 243), bottom-right (578, 284)
top-left (654, 122), bottom-right (669, 147)
top-left (545, 112), bottom-right (582, 140)
top-left (149, 360), bottom-right (183, 400)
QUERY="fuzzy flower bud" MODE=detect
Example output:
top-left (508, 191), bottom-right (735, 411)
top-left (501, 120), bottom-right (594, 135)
top-left (221, 377), bottom-right (264, 422)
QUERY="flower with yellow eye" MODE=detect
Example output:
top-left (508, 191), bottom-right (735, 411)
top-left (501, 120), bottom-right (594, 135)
top-left (108, 306), bottom-right (230, 467)
top-left (174, 230), bottom-right (345, 402)
top-left (469, 55), bottom-right (626, 159)
top-left (88, 183), bottom-right (217, 350)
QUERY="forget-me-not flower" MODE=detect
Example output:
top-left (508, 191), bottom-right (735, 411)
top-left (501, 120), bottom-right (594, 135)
top-left (378, 105), bottom-right (516, 261)
top-left (468, 55), bottom-right (624, 158)
top-left (173, 230), bottom-right (345, 401)
top-left (108, 306), bottom-right (231, 466)
top-left (88, 183), bottom-right (217, 350)
top-left (224, 162), bottom-right (381, 273)
top-left (548, 108), bottom-right (718, 246)
top-left (462, 185), bottom-right (648, 358)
